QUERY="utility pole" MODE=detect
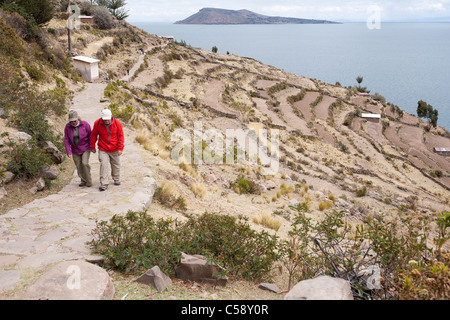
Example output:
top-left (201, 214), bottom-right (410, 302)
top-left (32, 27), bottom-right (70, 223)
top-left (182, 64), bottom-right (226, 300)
top-left (67, 0), bottom-right (72, 54)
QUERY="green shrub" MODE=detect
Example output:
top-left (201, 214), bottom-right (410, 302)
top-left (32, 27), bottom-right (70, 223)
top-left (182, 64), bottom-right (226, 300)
top-left (109, 103), bottom-right (134, 122)
top-left (232, 176), bottom-right (261, 195)
top-left (25, 64), bottom-right (44, 81)
top-left (88, 211), bottom-right (281, 280)
top-left (356, 186), bottom-right (367, 197)
top-left (6, 139), bottom-right (51, 179)
top-left (283, 205), bottom-right (447, 299)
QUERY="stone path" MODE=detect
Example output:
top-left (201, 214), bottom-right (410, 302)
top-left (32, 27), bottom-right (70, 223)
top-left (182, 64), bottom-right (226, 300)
top-left (0, 52), bottom-right (157, 299)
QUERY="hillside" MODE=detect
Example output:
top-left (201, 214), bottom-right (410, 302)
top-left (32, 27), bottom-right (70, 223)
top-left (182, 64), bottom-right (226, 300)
top-left (0, 1), bottom-right (449, 300)
top-left (175, 8), bottom-right (339, 24)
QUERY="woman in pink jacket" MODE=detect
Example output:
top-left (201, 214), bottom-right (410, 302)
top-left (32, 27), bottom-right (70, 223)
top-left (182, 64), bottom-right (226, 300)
top-left (64, 110), bottom-right (92, 187)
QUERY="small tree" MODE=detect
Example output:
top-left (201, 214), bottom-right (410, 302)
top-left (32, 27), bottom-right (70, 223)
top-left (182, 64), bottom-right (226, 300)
top-left (355, 75), bottom-right (370, 93)
top-left (356, 76), bottom-right (363, 85)
top-left (15, 0), bottom-right (55, 25)
top-left (95, 0), bottom-right (129, 20)
top-left (212, 46), bottom-right (218, 53)
top-left (417, 100), bottom-right (439, 131)
top-left (107, 0), bottom-right (129, 20)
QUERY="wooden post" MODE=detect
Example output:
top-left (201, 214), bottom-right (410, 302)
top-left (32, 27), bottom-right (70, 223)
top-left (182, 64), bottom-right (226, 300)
top-left (68, 0), bottom-right (72, 53)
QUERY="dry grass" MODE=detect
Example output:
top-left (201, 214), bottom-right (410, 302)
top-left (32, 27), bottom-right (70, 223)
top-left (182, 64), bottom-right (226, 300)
top-left (179, 162), bottom-right (200, 180)
top-left (136, 129), bottom-right (171, 160)
top-left (190, 182), bottom-right (207, 199)
top-left (154, 181), bottom-right (178, 205)
top-left (253, 212), bottom-right (282, 231)
top-left (318, 200), bottom-right (333, 211)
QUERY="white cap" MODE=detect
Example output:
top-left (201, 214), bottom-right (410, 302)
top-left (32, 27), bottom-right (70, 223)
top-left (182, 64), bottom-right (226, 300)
top-left (101, 109), bottom-right (112, 120)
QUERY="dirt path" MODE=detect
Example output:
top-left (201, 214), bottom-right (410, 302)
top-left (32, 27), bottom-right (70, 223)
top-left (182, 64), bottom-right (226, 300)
top-left (0, 55), bottom-right (157, 299)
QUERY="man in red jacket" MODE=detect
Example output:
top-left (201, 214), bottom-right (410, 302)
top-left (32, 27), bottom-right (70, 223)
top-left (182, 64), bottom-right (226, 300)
top-left (90, 109), bottom-right (125, 191)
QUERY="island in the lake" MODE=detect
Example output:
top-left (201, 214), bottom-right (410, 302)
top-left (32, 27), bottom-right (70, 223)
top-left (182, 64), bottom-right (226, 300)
top-left (175, 8), bottom-right (340, 25)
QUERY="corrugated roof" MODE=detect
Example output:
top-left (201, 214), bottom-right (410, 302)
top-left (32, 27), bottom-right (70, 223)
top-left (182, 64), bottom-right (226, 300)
top-left (434, 147), bottom-right (450, 152)
top-left (73, 56), bottom-right (100, 64)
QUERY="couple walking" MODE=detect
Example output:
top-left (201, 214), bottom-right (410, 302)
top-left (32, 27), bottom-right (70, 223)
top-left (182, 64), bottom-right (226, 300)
top-left (64, 108), bottom-right (124, 191)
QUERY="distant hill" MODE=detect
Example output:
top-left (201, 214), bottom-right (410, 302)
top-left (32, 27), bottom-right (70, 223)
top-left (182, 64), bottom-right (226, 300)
top-left (175, 8), bottom-right (340, 25)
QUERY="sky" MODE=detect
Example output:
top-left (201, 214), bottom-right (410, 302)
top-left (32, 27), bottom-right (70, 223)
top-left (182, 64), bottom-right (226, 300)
top-left (124, 0), bottom-right (450, 22)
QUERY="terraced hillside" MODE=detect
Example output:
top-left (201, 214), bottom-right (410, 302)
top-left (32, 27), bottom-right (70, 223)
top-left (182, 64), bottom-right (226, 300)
top-left (110, 37), bottom-right (450, 235)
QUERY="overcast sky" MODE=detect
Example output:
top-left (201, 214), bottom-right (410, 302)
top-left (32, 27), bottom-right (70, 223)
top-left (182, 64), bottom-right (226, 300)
top-left (124, 0), bottom-right (450, 22)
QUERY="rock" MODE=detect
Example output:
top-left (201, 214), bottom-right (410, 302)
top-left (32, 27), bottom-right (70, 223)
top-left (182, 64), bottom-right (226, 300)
top-left (25, 260), bottom-right (115, 300)
top-left (135, 266), bottom-right (172, 292)
top-left (0, 107), bottom-right (5, 118)
top-left (84, 254), bottom-right (105, 265)
top-left (0, 186), bottom-right (7, 200)
top-left (289, 198), bottom-right (299, 207)
top-left (284, 276), bottom-right (354, 300)
top-left (0, 270), bottom-right (22, 292)
top-left (12, 131), bottom-right (32, 142)
top-left (29, 186), bottom-right (38, 195)
top-left (41, 164), bottom-right (58, 180)
top-left (3, 171), bottom-right (15, 184)
top-left (36, 177), bottom-right (46, 191)
top-left (175, 253), bottom-right (228, 286)
top-left (204, 173), bottom-right (218, 184)
top-left (259, 283), bottom-right (280, 293)
top-left (264, 180), bottom-right (276, 190)
top-left (39, 141), bottom-right (63, 164)
top-left (257, 184), bottom-right (267, 192)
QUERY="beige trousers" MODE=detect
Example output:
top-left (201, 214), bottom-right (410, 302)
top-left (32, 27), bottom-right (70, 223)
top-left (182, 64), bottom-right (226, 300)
top-left (98, 150), bottom-right (120, 186)
top-left (73, 151), bottom-right (92, 185)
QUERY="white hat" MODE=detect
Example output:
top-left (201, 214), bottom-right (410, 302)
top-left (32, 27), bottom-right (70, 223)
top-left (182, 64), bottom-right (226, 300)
top-left (101, 109), bottom-right (112, 120)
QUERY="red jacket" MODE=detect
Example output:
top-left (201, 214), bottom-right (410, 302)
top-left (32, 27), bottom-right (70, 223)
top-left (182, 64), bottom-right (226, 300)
top-left (90, 118), bottom-right (124, 153)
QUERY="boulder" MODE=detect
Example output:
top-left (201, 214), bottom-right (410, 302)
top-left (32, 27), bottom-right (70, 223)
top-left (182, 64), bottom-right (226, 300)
top-left (0, 186), bottom-right (7, 201)
top-left (39, 141), bottom-right (63, 164)
top-left (175, 253), bottom-right (227, 286)
top-left (36, 177), bottom-right (46, 191)
top-left (264, 180), bottom-right (277, 190)
top-left (284, 276), bottom-right (354, 300)
top-left (41, 164), bottom-right (58, 180)
top-left (259, 283), bottom-right (280, 293)
top-left (12, 131), bottom-right (32, 142)
top-left (135, 266), bottom-right (172, 292)
top-left (2, 171), bottom-right (15, 184)
top-left (25, 260), bottom-right (114, 300)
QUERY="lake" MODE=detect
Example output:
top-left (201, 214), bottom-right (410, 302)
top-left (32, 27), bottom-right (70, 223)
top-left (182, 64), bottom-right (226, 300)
top-left (133, 22), bottom-right (450, 130)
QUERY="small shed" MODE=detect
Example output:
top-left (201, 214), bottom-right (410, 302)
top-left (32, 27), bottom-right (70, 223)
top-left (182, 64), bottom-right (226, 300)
top-left (357, 92), bottom-right (371, 96)
top-left (73, 56), bottom-right (100, 82)
top-left (434, 147), bottom-right (450, 156)
top-left (161, 35), bottom-right (174, 42)
top-left (361, 113), bottom-right (381, 123)
top-left (79, 15), bottom-right (95, 24)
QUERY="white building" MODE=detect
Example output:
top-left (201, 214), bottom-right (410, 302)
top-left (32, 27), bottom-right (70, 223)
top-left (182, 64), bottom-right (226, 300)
top-left (73, 56), bottom-right (100, 82)
top-left (361, 113), bottom-right (381, 123)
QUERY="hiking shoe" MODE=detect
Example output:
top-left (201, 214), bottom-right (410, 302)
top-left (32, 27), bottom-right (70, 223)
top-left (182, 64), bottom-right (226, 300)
top-left (79, 182), bottom-right (86, 187)
top-left (99, 185), bottom-right (108, 191)
top-left (114, 181), bottom-right (121, 186)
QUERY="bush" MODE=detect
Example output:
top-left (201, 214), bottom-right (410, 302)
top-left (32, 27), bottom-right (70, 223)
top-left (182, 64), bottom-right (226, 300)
top-left (282, 205), bottom-right (448, 299)
top-left (231, 176), bottom-right (261, 195)
top-left (88, 211), bottom-right (281, 280)
top-left (6, 139), bottom-right (51, 179)
top-left (13, 0), bottom-right (54, 25)
top-left (153, 181), bottom-right (187, 212)
top-left (91, 6), bottom-right (114, 30)
top-left (356, 186), bottom-right (367, 197)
